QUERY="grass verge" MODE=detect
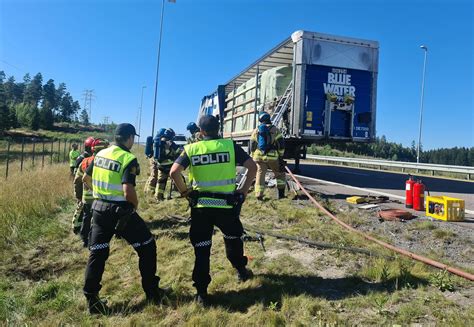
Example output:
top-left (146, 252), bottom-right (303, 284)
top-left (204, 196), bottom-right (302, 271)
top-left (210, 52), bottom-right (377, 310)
top-left (0, 146), bottom-right (472, 325)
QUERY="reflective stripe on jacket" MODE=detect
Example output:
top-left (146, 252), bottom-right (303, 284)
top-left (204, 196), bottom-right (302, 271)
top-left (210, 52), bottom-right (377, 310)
top-left (250, 124), bottom-right (284, 161)
top-left (184, 139), bottom-right (236, 209)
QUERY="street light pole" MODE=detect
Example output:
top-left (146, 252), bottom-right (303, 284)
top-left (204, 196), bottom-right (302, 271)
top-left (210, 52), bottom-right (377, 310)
top-left (151, 0), bottom-right (167, 138)
top-left (138, 86), bottom-right (146, 144)
top-left (417, 45), bottom-right (428, 163)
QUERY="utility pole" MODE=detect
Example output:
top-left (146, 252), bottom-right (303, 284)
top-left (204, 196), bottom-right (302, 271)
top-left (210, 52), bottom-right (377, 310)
top-left (151, 0), bottom-right (175, 137)
top-left (138, 86), bottom-right (146, 144)
top-left (82, 89), bottom-right (95, 123)
top-left (417, 45), bottom-right (428, 164)
top-left (103, 116), bottom-right (110, 132)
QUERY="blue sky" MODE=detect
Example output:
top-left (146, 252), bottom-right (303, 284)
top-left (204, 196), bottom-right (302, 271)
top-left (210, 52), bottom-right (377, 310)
top-left (1, 0), bottom-right (472, 149)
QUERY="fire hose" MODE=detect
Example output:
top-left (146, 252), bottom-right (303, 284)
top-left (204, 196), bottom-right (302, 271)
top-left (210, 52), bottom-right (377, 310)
top-left (166, 215), bottom-right (389, 258)
top-left (285, 166), bottom-right (474, 281)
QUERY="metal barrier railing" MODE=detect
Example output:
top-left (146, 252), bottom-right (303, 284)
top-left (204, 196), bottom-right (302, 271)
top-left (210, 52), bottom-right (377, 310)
top-left (306, 155), bottom-right (474, 180)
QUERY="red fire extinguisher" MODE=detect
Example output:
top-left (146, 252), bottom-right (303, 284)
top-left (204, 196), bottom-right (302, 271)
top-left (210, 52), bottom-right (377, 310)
top-left (405, 175), bottom-right (415, 208)
top-left (413, 180), bottom-right (426, 211)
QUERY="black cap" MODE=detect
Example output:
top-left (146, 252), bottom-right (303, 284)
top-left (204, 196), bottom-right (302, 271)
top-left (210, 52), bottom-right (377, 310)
top-left (198, 115), bottom-right (219, 133)
top-left (115, 123), bottom-right (139, 137)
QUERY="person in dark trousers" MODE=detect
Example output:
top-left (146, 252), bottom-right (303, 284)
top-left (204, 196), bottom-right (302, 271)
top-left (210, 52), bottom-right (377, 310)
top-left (82, 123), bottom-right (165, 314)
top-left (170, 115), bottom-right (257, 306)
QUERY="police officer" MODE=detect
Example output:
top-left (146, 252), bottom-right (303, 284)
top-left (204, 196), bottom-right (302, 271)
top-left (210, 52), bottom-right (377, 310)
top-left (170, 115), bottom-right (257, 306)
top-left (250, 111), bottom-right (286, 200)
top-left (72, 137), bottom-right (95, 234)
top-left (186, 122), bottom-right (202, 144)
top-left (155, 128), bottom-right (180, 201)
top-left (69, 143), bottom-right (80, 176)
top-left (82, 123), bottom-right (164, 314)
top-left (75, 138), bottom-right (109, 248)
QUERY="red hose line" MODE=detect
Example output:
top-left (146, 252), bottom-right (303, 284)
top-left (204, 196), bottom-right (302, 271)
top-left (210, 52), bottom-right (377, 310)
top-left (285, 166), bottom-right (474, 281)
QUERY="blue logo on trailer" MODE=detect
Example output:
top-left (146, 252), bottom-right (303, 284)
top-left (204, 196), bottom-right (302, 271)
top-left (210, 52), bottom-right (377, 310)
top-left (303, 65), bottom-right (373, 139)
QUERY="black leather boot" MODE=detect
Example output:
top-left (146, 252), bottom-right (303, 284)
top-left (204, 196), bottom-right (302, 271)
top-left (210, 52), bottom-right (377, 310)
top-left (86, 294), bottom-right (109, 315)
top-left (194, 292), bottom-right (209, 307)
top-left (145, 287), bottom-right (168, 304)
top-left (237, 267), bottom-right (254, 282)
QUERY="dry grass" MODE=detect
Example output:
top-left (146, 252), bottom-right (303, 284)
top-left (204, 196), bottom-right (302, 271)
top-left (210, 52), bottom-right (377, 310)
top-left (0, 144), bottom-right (472, 326)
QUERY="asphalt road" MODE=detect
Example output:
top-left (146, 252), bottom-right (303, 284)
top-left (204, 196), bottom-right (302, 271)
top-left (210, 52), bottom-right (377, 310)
top-left (290, 161), bottom-right (474, 211)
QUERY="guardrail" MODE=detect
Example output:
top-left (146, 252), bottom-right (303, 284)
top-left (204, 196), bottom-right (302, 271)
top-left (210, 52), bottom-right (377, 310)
top-left (306, 155), bottom-right (474, 180)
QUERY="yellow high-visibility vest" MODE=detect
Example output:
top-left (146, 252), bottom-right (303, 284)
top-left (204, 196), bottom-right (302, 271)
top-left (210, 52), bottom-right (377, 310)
top-left (91, 145), bottom-right (136, 202)
top-left (184, 139), bottom-right (236, 209)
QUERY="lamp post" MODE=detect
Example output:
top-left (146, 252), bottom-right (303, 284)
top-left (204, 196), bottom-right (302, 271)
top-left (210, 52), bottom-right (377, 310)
top-left (417, 45), bottom-right (428, 163)
top-left (137, 86), bottom-right (146, 144)
top-left (151, 0), bottom-right (174, 138)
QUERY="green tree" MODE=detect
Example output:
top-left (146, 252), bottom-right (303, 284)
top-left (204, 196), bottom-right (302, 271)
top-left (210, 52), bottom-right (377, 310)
top-left (15, 102), bottom-right (39, 130)
top-left (55, 82), bottom-right (66, 118)
top-left (23, 73), bottom-right (43, 106)
top-left (59, 92), bottom-right (74, 122)
top-left (40, 79), bottom-right (56, 129)
top-left (0, 81), bottom-right (10, 132)
top-left (79, 108), bottom-right (89, 125)
top-left (72, 100), bottom-right (81, 117)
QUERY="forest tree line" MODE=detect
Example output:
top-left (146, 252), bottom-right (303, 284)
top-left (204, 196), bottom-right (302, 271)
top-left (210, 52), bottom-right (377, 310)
top-left (0, 71), bottom-right (90, 132)
top-left (309, 136), bottom-right (473, 166)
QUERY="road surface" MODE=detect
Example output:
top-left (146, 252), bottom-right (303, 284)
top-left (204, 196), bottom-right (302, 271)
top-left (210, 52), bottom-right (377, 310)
top-left (290, 161), bottom-right (474, 212)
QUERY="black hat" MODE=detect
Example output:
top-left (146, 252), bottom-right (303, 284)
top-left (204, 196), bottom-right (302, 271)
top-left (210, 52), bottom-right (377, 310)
top-left (198, 115), bottom-right (219, 133)
top-left (115, 123), bottom-right (139, 137)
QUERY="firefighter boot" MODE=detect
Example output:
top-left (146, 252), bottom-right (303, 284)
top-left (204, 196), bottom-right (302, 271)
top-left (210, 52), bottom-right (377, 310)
top-left (277, 189), bottom-right (286, 199)
top-left (86, 294), bottom-right (109, 315)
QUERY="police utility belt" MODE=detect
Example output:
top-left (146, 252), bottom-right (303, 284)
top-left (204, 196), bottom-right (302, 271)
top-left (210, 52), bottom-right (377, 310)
top-left (186, 191), bottom-right (244, 208)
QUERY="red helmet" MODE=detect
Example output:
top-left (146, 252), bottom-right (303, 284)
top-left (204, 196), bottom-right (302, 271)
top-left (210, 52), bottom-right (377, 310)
top-left (84, 137), bottom-right (95, 148)
top-left (92, 138), bottom-right (109, 153)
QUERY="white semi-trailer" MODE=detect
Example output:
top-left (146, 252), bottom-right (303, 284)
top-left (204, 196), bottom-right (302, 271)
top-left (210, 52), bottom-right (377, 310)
top-left (198, 30), bottom-right (379, 168)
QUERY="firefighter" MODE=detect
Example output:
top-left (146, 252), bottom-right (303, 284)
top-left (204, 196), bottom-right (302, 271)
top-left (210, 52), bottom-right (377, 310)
top-left (170, 115), bottom-right (257, 306)
top-left (72, 136), bottom-right (95, 234)
top-left (75, 138), bottom-right (109, 247)
top-left (82, 123), bottom-right (164, 314)
top-left (144, 128), bottom-right (166, 196)
top-left (186, 122), bottom-right (202, 144)
top-left (75, 137), bottom-right (95, 172)
top-left (250, 111), bottom-right (286, 200)
top-left (69, 143), bottom-right (80, 176)
top-left (154, 128), bottom-right (180, 201)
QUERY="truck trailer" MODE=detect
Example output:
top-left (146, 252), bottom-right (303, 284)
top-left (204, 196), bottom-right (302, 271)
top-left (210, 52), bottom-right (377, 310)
top-left (198, 30), bottom-right (379, 168)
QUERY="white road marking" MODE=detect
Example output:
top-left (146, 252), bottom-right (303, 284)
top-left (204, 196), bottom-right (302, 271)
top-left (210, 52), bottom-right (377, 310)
top-left (295, 174), bottom-right (474, 215)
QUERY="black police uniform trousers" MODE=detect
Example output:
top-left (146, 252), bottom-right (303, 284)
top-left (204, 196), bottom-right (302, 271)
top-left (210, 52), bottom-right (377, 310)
top-left (83, 201), bottom-right (159, 297)
top-left (190, 207), bottom-right (248, 293)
